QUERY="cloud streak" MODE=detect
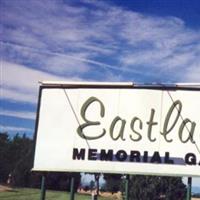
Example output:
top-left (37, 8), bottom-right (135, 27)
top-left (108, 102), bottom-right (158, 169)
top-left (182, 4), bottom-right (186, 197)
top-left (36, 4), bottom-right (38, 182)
top-left (0, 125), bottom-right (32, 132)
top-left (0, 110), bottom-right (35, 120)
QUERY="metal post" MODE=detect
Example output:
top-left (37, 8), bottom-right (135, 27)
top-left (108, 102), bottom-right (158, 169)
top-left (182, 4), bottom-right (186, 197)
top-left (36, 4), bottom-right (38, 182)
top-left (186, 177), bottom-right (192, 200)
top-left (70, 176), bottom-right (75, 200)
top-left (40, 175), bottom-right (46, 200)
top-left (95, 173), bottom-right (100, 199)
top-left (125, 175), bottom-right (130, 200)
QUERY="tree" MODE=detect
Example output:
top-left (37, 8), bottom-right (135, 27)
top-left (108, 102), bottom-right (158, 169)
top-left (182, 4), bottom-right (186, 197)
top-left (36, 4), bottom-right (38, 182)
top-left (129, 175), bottom-right (186, 200)
top-left (7, 133), bottom-right (34, 186)
top-left (0, 132), bottom-right (10, 183)
top-left (44, 172), bottom-right (81, 191)
top-left (104, 174), bottom-right (122, 193)
top-left (89, 180), bottom-right (95, 191)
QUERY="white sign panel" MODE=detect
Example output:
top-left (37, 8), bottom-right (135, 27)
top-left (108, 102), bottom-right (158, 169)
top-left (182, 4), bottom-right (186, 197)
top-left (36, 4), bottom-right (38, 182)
top-left (33, 82), bottom-right (200, 177)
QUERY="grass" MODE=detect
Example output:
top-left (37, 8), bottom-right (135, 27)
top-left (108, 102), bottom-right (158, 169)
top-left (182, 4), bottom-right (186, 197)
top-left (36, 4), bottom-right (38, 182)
top-left (0, 188), bottom-right (113, 200)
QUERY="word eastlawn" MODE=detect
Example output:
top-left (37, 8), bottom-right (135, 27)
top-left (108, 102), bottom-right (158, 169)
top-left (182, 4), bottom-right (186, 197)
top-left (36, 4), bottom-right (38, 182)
top-left (77, 97), bottom-right (198, 143)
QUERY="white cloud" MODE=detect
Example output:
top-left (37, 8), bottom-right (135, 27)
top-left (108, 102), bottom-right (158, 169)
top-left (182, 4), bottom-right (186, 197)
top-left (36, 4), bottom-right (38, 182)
top-left (40, 54), bottom-right (90, 75)
top-left (183, 65), bottom-right (200, 82)
top-left (1, 61), bottom-right (64, 91)
top-left (0, 110), bottom-right (35, 120)
top-left (1, 61), bottom-right (82, 103)
top-left (1, 88), bottom-right (37, 104)
top-left (0, 125), bottom-right (32, 132)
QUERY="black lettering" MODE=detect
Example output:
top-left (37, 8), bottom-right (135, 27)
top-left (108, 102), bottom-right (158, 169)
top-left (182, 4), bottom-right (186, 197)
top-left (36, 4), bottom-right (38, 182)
top-left (100, 149), bottom-right (113, 161)
top-left (185, 153), bottom-right (196, 165)
top-left (88, 149), bottom-right (98, 160)
top-left (143, 151), bottom-right (148, 162)
top-left (151, 152), bottom-right (161, 163)
top-left (115, 150), bottom-right (127, 161)
top-left (73, 148), bottom-right (85, 160)
top-left (164, 152), bottom-right (174, 164)
top-left (130, 151), bottom-right (140, 162)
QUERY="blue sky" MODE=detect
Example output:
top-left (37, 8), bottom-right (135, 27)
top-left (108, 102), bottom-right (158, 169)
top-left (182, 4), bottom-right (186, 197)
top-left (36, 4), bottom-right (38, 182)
top-left (0, 0), bottom-right (200, 186)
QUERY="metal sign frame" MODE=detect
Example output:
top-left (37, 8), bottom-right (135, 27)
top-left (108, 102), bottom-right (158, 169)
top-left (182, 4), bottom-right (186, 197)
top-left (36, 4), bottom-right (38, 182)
top-left (32, 82), bottom-right (200, 178)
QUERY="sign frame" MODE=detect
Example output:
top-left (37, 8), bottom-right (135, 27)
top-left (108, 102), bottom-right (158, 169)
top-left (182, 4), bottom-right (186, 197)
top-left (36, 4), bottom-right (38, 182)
top-left (32, 82), bottom-right (200, 177)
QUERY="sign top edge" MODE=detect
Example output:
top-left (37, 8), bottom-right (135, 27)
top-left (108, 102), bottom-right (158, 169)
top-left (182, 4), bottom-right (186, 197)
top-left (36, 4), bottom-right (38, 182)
top-left (39, 81), bottom-right (200, 89)
top-left (40, 81), bottom-right (134, 87)
top-left (39, 81), bottom-right (200, 88)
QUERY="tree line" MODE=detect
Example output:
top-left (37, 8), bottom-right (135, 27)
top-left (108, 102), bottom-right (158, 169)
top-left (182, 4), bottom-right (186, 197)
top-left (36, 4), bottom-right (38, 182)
top-left (0, 132), bottom-right (80, 190)
top-left (0, 132), bottom-right (187, 199)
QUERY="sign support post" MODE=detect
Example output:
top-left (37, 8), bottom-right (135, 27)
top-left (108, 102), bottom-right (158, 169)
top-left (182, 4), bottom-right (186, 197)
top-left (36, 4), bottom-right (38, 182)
top-left (125, 175), bottom-right (130, 200)
top-left (70, 176), bottom-right (75, 200)
top-left (186, 177), bottom-right (192, 200)
top-left (40, 175), bottom-right (46, 200)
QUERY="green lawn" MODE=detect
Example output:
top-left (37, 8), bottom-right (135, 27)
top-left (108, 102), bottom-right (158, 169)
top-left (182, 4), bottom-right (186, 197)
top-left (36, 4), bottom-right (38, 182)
top-left (0, 188), bottom-right (113, 200)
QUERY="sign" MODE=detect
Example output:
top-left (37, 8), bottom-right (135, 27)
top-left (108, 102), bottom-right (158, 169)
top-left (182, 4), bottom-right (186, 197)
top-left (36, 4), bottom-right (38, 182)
top-left (33, 82), bottom-right (200, 177)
